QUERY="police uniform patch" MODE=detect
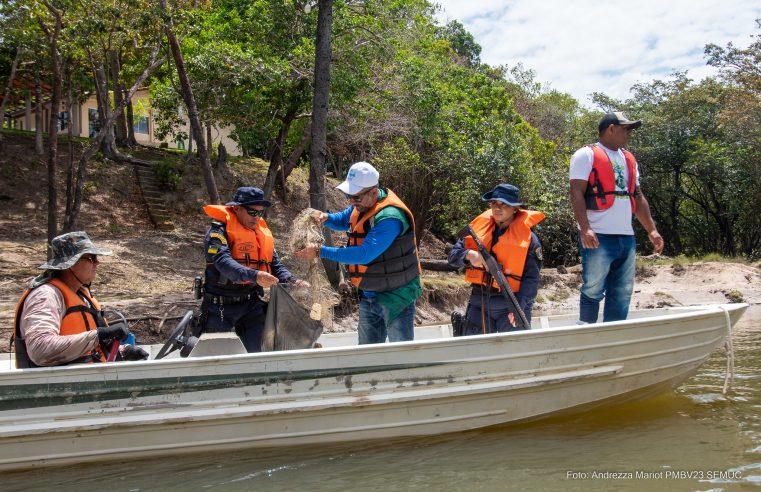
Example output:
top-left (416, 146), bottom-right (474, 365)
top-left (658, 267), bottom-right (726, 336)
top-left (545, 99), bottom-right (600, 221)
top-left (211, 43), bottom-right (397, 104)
top-left (209, 232), bottom-right (228, 245)
top-left (207, 246), bottom-right (219, 254)
top-left (534, 246), bottom-right (543, 261)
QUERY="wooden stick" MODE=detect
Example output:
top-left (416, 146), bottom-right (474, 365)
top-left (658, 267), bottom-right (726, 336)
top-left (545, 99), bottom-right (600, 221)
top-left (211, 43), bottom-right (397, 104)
top-left (125, 315), bottom-right (185, 322)
top-left (156, 305), bottom-right (177, 331)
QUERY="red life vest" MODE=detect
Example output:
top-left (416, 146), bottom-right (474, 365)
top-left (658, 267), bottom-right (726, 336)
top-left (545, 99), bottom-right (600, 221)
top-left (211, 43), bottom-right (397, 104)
top-left (203, 205), bottom-right (275, 284)
top-left (584, 144), bottom-right (637, 212)
top-left (347, 189), bottom-right (421, 289)
top-left (463, 209), bottom-right (545, 292)
top-left (13, 277), bottom-right (106, 367)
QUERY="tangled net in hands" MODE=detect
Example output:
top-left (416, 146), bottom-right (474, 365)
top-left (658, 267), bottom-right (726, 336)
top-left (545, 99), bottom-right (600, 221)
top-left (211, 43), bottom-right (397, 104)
top-left (288, 208), bottom-right (338, 326)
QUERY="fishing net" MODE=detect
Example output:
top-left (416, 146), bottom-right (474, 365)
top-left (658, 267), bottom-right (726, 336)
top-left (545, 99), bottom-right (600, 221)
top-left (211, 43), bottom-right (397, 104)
top-left (261, 284), bottom-right (323, 351)
top-left (287, 208), bottom-right (338, 327)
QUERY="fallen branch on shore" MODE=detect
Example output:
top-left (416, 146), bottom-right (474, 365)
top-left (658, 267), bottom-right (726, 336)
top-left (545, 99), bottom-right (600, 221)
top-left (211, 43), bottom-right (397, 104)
top-left (420, 259), bottom-right (459, 272)
top-left (125, 315), bottom-right (186, 323)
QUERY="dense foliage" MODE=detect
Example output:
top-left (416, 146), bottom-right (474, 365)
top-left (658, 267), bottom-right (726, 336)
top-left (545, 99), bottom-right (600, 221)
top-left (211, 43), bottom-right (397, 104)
top-left (1, 2), bottom-right (759, 262)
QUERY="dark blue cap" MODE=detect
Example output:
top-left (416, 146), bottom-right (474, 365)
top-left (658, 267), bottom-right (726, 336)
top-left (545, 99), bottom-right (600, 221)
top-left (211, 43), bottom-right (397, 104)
top-left (225, 187), bottom-right (271, 207)
top-left (481, 183), bottom-right (523, 207)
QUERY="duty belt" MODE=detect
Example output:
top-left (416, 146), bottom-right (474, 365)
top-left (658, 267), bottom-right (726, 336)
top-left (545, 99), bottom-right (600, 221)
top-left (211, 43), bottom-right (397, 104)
top-left (472, 284), bottom-right (512, 296)
top-left (203, 292), bottom-right (258, 305)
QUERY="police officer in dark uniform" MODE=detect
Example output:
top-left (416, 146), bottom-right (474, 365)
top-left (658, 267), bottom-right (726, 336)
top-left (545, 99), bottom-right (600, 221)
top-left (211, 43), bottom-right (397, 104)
top-left (200, 187), bottom-right (302, 352)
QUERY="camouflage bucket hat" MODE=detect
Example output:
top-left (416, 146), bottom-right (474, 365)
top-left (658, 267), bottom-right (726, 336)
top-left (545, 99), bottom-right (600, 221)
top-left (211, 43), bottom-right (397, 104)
top-left (38, 231), bottom-right (113, 270)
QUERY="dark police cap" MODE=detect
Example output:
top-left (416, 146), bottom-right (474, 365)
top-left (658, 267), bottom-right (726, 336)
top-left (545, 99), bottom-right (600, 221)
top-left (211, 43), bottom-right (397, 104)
top-left (481, 183), bottom-right (523, 207)
top-left (225, 187), bottom-right (272, 207)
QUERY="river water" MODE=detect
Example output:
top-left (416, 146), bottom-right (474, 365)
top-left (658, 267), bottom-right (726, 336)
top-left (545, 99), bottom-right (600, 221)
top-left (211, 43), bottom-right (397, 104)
top-left (3, 306), bottom-right (760, 491)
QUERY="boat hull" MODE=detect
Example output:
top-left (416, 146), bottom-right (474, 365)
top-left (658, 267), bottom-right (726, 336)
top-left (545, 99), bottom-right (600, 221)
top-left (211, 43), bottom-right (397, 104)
top-left (0, 304), bottom-right (747, 470)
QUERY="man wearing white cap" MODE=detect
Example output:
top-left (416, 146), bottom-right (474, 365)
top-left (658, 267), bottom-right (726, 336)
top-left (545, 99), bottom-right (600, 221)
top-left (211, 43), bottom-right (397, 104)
top-left (295, 162), bottom-right (422, 344)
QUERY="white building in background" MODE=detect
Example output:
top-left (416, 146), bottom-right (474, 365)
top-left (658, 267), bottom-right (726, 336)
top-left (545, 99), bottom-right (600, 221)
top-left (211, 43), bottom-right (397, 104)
top-left (7, 87), bottom-right (241, 156)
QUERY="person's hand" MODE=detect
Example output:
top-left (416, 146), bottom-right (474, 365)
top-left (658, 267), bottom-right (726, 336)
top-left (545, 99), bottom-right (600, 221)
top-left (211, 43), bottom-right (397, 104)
top-left (466, 250), bottom-right (485, 268)
top-left (120, 344), bottom-right (149, 361)
top-left (97, 322), bottom-right (129, 345)
top-left (648, 229), bottom-right (664, 255)
top-left (256, 271), bottom-right (279, 288)
top-left (293, 279), bottom-right (311, 289)
top-left (294, 244), bottom-right (320, 261)
top-left (311, 210), bottom-right (328, 224)
top-left (580, 228), bottom-right (599, 249)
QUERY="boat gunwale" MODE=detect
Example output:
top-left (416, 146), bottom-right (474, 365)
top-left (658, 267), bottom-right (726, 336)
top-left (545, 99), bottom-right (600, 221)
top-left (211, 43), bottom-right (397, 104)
top-left (0, 303), bottom-right (746, 381)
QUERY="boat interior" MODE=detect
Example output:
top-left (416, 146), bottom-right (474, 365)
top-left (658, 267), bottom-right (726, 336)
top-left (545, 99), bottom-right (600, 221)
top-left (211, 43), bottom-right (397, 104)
top-left (0, 305), bottom-right (732, 370)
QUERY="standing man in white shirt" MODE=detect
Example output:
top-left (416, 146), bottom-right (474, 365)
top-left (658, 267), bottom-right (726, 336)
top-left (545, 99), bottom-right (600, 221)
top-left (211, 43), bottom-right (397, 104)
top-left (569, 112), bottom-right (664, 323)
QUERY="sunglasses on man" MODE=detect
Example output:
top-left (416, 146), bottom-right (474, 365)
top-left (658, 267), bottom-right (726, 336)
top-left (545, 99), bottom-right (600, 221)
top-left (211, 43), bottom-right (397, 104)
top-left (81, 254), bottom-right (99, 264)
top-left (242, 206), bottom-right (265, 217)
top-left (344, 187), bottom-right (375, 202)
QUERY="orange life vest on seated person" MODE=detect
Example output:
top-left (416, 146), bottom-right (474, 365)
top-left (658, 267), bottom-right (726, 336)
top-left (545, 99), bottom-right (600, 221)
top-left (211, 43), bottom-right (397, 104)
top-left (13, 277), bottom-right (107, 367)
top-left (346, 189), bottom-right (421, 291)
top-left (463, 209), bottom-right (545, 292)
top-left (584, 144), bottom-right (637, 212)
top-left (203, 205), bottom-right (275, 285)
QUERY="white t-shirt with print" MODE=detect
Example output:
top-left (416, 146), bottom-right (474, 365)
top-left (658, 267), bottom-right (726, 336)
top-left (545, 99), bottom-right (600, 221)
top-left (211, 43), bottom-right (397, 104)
top-left (569, 142), bottom-right (640, 235)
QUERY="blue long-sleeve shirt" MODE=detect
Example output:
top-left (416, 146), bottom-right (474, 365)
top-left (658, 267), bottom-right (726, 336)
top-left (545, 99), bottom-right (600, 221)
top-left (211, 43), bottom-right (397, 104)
top-left (319, 207), bottom-right (403, 266)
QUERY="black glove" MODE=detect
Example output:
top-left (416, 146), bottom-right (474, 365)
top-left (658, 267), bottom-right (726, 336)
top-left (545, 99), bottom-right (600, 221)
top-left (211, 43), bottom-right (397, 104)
top-left (96, 322), bottom-right (129, 345)
top-left (120, 344), bottom-right (149, 361)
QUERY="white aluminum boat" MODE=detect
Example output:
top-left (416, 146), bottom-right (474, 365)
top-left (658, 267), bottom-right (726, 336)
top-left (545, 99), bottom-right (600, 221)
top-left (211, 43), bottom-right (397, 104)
top-left (0, 303), bottom-right (748, 471)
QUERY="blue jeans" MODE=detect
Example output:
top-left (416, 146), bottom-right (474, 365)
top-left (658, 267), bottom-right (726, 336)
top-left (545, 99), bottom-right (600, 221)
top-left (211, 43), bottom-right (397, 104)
top-left (357, 295), bottom-right (415, 344)
top-left (579, 233), bottom-right (636, 323)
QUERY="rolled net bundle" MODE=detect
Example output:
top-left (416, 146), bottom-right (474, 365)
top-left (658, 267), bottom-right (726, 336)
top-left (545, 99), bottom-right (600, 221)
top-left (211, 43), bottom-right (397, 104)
top-left (288, 208), bottom-right (338, 327)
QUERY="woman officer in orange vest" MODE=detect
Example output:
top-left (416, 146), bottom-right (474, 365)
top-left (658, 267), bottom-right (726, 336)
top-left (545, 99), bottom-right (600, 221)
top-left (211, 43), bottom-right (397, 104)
top-left (448, 184), bottom-right (544, 334)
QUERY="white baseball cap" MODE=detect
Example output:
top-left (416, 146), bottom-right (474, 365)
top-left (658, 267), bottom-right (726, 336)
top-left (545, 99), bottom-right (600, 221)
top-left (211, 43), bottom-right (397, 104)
top-left (336, 161), bottom-right (379, 195)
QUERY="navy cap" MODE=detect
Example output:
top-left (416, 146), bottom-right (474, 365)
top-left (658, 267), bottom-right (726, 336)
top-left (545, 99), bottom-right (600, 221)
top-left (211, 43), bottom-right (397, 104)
top-left (225, 187), bottom-right (271, 207)
top-left (482, 183), bottom-right (523, 207)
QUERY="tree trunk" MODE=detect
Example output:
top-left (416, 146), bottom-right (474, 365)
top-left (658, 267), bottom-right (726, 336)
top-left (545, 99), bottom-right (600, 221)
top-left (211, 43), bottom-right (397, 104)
top-left (161, 0), bottom-right (220, 204)
top-left (206, 123), bottom-right (212, 156)
top-left (126, 97), bottom-right (137, 146)
top-left (216, 142), bottom-right (228, 170)
top-left (64, 66), bottom-right (75, 230)
top-left (669, 167), bottom-right (683, 255)
top-left (0, 46), bottom-right (21, 153)
top-left (310, 0), bottom-right (341, 288)
top-left (40, 11), bottom-right (64, 255)
top-left (35, 69), bottom-right (44, 155)
top-left (283, 119), bottom-right (311, 181)
top-left (263, 110), bottom-right (296, 201)
top-left (93, 63), bottom-right (118, 157)
top-left (187, 124), bottom-right (193, 154)
top-left (109, 50), bottom-right (128, 147)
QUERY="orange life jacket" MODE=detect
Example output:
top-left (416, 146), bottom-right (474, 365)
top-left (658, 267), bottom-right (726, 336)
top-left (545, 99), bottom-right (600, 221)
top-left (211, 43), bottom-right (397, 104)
top-left (346, 189), bottom-right (421, 290)
top-left (584, 144), bottom-right (637, 212)
top-left (463, 209), bottom-right (545, 292)
top-left (203, 205), bottom-right (275, 285)
top-left (13, 277), bottom-right (106, 367)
